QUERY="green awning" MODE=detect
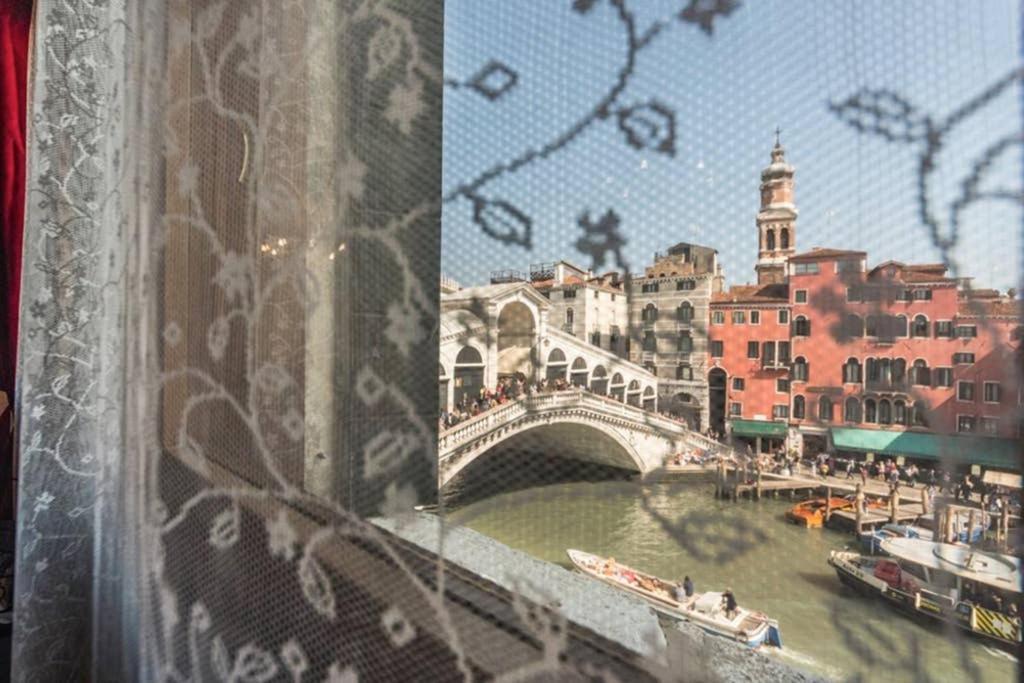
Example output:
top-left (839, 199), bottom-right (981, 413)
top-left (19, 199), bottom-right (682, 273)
top-left (830, 427), bottom-right (1021, 470)
top-left (730, 419), bottom-right (788, 438)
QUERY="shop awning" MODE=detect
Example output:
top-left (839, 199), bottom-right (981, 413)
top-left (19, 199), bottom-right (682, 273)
top-left (830, 427), bottom-right (1020, 470)
top-left (730, 419), bottom-right (787, 438)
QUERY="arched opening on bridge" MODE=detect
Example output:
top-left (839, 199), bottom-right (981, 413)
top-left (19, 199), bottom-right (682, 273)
top-left (546, 348), bottom-right (568, 381)
top-left (642, 386), bottom-right (655, 411)
top-left (439, 363), bottom-right (449, 413)
top-left (570, 357), bottom-right (588, 387)
top-left (497, 302), bottom-right (536, 379)
top-left (442, 423), bottom-right (643, 504)
top-left (610, 373), bottom-right (625, 402)
top-left (708, 368), bottom-right (727, 434)
top-left (626, 379), bottom-right (641, 407)
top-left (667, 392), bottom-right (701, 430)
top-left (590, 366), bottom-right (608, 395)
top-left (454, 346), bottom-right (484, 408)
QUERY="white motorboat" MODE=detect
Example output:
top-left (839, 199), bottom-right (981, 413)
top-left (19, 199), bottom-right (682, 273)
top-left (566, 549), bottom-right (782, 649)
top-left (829, 537), bottom-right (1021, 650)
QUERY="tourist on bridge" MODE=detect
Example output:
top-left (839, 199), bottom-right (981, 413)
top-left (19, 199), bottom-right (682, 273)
top-left (683, 576), bottom-right (694, 598)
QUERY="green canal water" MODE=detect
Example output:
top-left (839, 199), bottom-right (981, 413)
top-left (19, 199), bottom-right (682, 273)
top-left (447, 478), bottom-right (1018, 682)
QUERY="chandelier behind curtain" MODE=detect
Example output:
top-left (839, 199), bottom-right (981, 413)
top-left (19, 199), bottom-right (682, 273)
top-left (13, 2), bottom-right (454, 680)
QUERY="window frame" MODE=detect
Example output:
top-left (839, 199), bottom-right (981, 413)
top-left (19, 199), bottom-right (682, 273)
top-left (983, 381), bottom-right (1001, 404)
top-left (732, 377), bottom-right (745, 391)
top-left (710, 340), bottom-right (724, 358)
top-left (957, 380), bottom-right (975, 402)
top-left (794, 289), bottom-right (808, 304)
top-left (778, 309), bottom-right (789, 324)
top-left (957, 414), bottom-right (976, 433)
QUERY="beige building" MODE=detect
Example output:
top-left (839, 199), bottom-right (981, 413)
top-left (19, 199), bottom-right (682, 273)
top-left (628, 243), bottom-right (723, 430)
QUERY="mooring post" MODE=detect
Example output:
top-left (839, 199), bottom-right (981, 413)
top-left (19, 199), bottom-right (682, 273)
top-left (966, 508), bottom-right (977, 544)
top-left (920, 486), bottom-right (929, 515)
top-left (1001, 503), bottom-right (1010, 551)
top-left (825, 486), bottom-right (832, 523)
top-left (855, 483), bottom-right (864, 535)
top-left (755, 462), bottom-right (762, 500)
top-left (944, 504), bottom-right (955, 544)
top-left (888, 484), bottom-right (899, 524)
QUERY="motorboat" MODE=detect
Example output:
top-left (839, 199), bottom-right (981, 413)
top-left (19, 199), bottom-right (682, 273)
top-left (566, 549), bottom-right (782, 649)
top-left (859, 523), bottom-right (932, 555)
top-left (785, 497), bottom-right (853, 528)
top-left (829, 537), bottom-right (1021, 650)
top-left (915, 509), bottom-right (991, 544)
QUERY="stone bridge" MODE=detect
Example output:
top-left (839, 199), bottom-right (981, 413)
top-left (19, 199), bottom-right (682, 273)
top-left (438, 390), bottom-right (690, 488)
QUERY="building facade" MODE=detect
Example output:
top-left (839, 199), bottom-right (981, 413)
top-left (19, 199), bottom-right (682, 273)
top-left (628, 243), bottom-right (723, 430)
top-left (708, 140), bottom-right (1020, 473)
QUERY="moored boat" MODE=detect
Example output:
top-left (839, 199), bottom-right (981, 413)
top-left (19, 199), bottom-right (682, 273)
top-left (859, 523), bottom-right (932, 555)
top-left (566, 549), bottom-right (782, 649)
top-left (785, 497), bottom-right (853, 528)
top-left (829, 538), bottom-right (1021, 650)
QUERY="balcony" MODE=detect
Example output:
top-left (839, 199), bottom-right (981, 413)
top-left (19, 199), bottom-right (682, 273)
top-left (490, 269), bottom-right (527, 284)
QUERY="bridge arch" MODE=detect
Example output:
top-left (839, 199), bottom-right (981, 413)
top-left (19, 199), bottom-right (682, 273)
top-left (497, 301), bottom-right (537, 378)
top-left (454, 345), bottom-right (485, 407)
top-left (642, 386), bottom-right (656, 411)
top-left (570, 357), bottom-right (588, 387)
top-left (610, 373), bottom-right (625, 402)
top-left (590, 365), bottom-right (608, 395)
top-left (546, 348), bottom-right (568, 381)
top-left (626, 379), bottom-right (641, 407)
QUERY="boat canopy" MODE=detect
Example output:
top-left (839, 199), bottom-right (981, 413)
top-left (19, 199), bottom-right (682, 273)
top-left (982, 470), bottom-right (1022, 489)
top-left (830, 427), bottom-right (1019, 470)
top-left (879, 538), bottom-right (1021, 594)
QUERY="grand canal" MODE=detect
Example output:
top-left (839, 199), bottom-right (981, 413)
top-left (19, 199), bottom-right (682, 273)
top-left (447, 476), bottom-right (1017, 682)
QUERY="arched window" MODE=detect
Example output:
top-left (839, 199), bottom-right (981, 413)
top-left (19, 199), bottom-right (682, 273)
top-left (843, 313), bottom-right (863, 338)
top-left (780, 227), bottom-right (790, 249)
top-left (546, 348), bottom-right (568, 380)
top-left (818, 396), bottom-right (833, 422)
top-left (865, 357), bottom-right (878, 382)
top-left (793, 315), bottom-right (810, 336)
top-left (677, 301), bottom-right (694, 323)
top-left (766, 229), bottom-right (776, 251)
top-left (547, 348), bottom-right (566, 364)
top-left (793, 395), bottom-right (805, 419)
top-left (895, 315), bottom-right (908, 337)
top-left (642, 386), bottom-right (656, 410)
top-left (865, 315), bottom-right (879, 337)
top-left (893, 400), bottom-right (907, 425)
top-left (792, 357), bottom-right (809, 382)
top-left (456, 346), bottom-right (483, 364)
top-left (864, 398), bottom-right (877, 423)
top-left (878, 398), bottom-right (892, 425)
top-left (642, 303), bottom-right (658, 323)
top-left (844, 397), bottom-right (861, 422)
top-left (843, 358), bottom-right (862, 384)
top-left (911, 314), bottom-right (929, 338)
top-left (912, 400), bottom-right (928, 427)
top-left (610, 373), bottom-right (625, 402)
top-left (910, 359), bottom-right (930, 386)
top-left (678, 332), bottom-right (693, 353)
top-left (893, 358), bottom-right (907, 386)
top-left (591, 366), bottom-right (609, 394)
top-left (565, 307), bottom-right (574, 325)
top-left (570, 357), bottom-right (588, 386)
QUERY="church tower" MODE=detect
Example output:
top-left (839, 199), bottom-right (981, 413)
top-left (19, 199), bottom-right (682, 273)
top-left (754, 131), bottom-right (797, 285)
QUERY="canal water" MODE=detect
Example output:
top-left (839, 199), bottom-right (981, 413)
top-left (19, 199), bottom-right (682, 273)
top-left (447, 476), bottom-right (1017, 682)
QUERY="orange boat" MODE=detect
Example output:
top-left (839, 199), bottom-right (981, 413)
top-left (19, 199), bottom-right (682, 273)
top-left (785, 497), bottom-right (853, 528)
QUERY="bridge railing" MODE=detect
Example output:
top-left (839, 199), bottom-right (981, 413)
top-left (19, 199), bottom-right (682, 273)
top-left (439, 389), bottom-right (688, 455)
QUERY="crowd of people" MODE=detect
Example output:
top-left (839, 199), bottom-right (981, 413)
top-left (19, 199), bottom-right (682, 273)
top-left (439, 375), bottom-right (592, 432)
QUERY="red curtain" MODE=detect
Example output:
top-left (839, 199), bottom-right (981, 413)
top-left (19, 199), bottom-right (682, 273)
top-left (0, 1), bottom-right (31, 519)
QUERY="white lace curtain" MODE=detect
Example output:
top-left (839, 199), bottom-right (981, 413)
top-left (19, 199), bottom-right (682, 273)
top-left (14, 2), bottom-right (448, 680)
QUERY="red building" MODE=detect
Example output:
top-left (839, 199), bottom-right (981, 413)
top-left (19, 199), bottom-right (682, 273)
top-left (709, 141), bottom-right (1020, 474)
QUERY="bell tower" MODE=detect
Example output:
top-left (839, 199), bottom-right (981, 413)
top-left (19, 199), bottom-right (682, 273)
top-left (755, 129), bottom-right (797, 285)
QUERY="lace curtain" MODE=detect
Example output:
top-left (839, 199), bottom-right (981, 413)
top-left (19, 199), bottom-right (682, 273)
top-left (15, 1), bottom-right (448, 680)
top-left (10, 1), bottom-right (1023, 681)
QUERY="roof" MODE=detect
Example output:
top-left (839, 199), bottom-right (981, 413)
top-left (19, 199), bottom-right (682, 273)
top-left (879, 538), bottom-right (1020, 594)
top-left (442, 282), bottom-right (525, 302)
top-left (440, 310), bottom-right (487, 341)
top-left (957, 299), bottom-right (1020, 318)
top-left (867, 261), bottom-right (953, 283)
top-left (712, 283), bottom-right (788, 305)
top-left (789, 248), bottom-right (866, 262)
top-left (830, 427), bottom-right (1020, 470)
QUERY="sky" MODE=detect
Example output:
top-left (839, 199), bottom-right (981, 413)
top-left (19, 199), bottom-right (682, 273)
top-left (441, 0), bottom-right (1022, 291)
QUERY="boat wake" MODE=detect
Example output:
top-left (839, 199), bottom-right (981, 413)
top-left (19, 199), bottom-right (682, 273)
top-left (982, 646), bottom-right (1018, 663)
top-left (766, 645), bottom-right (844, 680)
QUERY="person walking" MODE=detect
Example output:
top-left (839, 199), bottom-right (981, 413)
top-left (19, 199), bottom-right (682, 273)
top-left (722, 588), bottom-right (738, 619)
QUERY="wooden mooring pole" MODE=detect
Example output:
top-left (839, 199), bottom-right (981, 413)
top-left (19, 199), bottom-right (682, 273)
top-left (855, 484), bottom-right (864, 535)
top-left (1001, 503), bottom-right (1011, 551)
top-left (755, 462), bottom-right (762, 500)
top-left (966, 508), bottom-right (977, 544)
top-left (944, 504), bottom-right (955, 544)
top-left (889, 483), bottom-right (900, 524)
top-left (825, 487), bottom-right (832, 524)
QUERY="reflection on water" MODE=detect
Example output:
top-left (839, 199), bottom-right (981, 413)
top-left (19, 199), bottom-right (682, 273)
top-left (448, 478), bottom-right (1017, 682)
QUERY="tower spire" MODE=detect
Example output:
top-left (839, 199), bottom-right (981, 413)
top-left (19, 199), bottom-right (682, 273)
top-left (754, 134), bottom-right (798, 285)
